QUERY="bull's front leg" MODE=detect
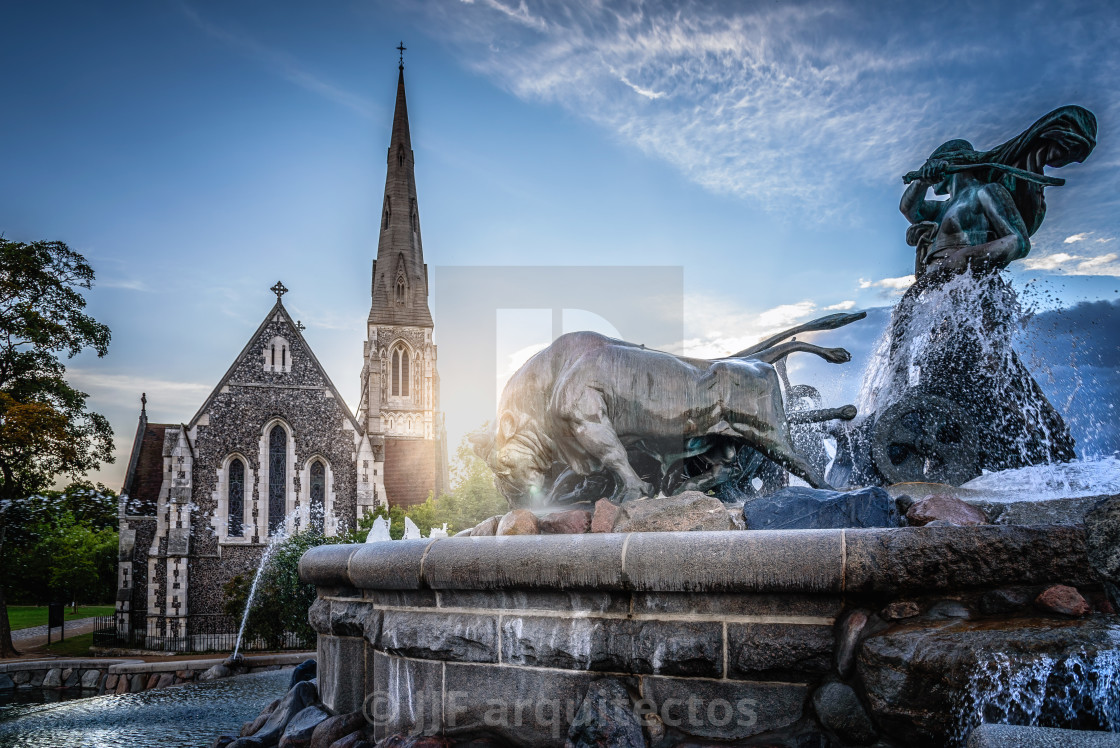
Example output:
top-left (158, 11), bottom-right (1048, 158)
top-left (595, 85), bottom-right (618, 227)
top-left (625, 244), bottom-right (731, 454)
top-left (559, 387), bottom-right (652, 504)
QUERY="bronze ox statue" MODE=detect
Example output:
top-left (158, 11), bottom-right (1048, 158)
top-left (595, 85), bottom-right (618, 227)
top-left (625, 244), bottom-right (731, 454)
top-left (472, 312), bottom-right (863, 507)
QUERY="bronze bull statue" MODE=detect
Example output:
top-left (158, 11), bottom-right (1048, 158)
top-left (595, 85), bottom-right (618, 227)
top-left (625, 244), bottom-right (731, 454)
top-left (472, 312), bottom-right (863, 507)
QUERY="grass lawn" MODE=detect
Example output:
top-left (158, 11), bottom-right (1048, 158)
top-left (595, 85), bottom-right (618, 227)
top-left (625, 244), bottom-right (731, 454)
top-left (7, 605), bottom-right (116, 631)
top-left (43, 632), bottom-right (94, 657)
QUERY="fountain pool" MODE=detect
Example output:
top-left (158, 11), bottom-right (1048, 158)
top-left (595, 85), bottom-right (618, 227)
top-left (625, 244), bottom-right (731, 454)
top-left (0, 669), bottom-right (288, 748)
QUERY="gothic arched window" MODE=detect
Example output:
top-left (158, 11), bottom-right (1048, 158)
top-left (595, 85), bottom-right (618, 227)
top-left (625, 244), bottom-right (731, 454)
top-left (401, 350), bottom-right (410, 397)
top-left (268, 425), bottom-right (286, 535)
top-left (309, 460), bottom-right (325, 534)
top-left (382, 196), bottom-right (391, 230)
top-left (390, 347), bottom-right (410, 399)
top-left (395, 275), bottom-right (406, 305)
top-left (228, 458), bottom-right (244, 537)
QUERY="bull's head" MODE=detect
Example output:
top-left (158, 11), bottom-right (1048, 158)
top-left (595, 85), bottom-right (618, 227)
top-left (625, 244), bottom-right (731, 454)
top-left (484, 410), bottom-right (552, 504)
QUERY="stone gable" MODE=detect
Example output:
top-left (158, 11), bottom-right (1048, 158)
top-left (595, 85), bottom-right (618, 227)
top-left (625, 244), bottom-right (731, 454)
top-left (117, 299), bottom-right (362, 644)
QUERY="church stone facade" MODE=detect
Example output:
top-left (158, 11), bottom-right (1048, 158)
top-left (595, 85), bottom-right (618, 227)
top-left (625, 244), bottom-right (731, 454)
top-left (115, 63), bottom-right (447, 647)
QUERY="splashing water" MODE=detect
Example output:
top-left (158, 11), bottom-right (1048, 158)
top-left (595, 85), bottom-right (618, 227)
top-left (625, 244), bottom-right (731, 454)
top-left (857, 271), bottom-right (1075, 472)
top-left (232, 509), bottom-right (301, 659)
top-left (365, 515), bottom-right (391, 543)
top-left (961, 455), bottom-right (1120, 501)
top-left (951, 649), bottom-right (1120, 746)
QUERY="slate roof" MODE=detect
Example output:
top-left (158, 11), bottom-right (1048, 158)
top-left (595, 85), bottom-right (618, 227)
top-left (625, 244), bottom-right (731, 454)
top-left (120, 415), bottom-right (169, 516)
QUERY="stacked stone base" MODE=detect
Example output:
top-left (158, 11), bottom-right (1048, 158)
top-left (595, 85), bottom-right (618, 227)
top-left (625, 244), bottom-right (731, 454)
top-left (300, 522), bottom-right (1120, 747)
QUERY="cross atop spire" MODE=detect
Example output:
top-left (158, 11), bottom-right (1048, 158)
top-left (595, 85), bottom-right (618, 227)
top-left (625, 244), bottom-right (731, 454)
top-left (397, 41), bottom-right (406, 70)
top-left (370, 55), bottom-right (431, 328)
top-left (271, 280), bottom-right (288, 301)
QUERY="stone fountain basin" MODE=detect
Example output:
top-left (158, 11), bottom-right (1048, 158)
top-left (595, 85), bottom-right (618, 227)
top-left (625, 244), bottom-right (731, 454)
top-left (299, 524), bottom-right (1117, 747)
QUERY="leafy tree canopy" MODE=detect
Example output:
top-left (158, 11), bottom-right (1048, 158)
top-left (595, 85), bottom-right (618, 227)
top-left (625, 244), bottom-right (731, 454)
top-left (4, 482), bottom-right (119, 606)
top-left (0, 238), bottom-right (113, 501)
top-left (0, 238), bottom-right (114, 655)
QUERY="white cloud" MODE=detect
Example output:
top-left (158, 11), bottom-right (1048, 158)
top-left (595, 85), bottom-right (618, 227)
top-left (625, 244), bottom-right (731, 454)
top-left (826, 300), bottom-right (856, 311)
top-left (1022, 252), bottom-right (1120, 277)
top-left (1062, 232), bottom-right (1116, 246)
top-left (97, 278), bottom-right (148, 291)
top-left (683, 296), bottom-right (828, 358)
top-left (616, 72), bottom-right (666, 100)
top-left (422, 1), bottom-right (1014, 219)
top-left (421, 0), bottom-right (1120, 234)
top-left (858, 275), bottom-right (914, 295)
top-left (68, 368), bottom-right (212, 415)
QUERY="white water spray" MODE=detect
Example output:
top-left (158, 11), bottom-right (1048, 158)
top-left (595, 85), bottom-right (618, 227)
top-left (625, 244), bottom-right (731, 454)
top-left (951, 648), bottom-right (1120, 746)
top-left (232, 508), bottom-right (301, 659)
top-left (856, 271), bottom-right (1075, 473)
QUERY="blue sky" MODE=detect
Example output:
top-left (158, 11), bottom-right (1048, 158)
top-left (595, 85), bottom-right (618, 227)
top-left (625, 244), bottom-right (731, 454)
top-left (2, 1), bottom-right (1118, 487)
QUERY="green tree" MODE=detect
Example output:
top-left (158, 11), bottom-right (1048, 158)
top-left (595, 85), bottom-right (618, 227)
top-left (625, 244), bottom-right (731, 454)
top-left (0, 238), bottom-right (113, 657)
top-left (46, 517), bottom-right (117, 608)
top-left (6, 483), bottom-right (119, 607)
top-left (357, 431), bottom-right (508, 539)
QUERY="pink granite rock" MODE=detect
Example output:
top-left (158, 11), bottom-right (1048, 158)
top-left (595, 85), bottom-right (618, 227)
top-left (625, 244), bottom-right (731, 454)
top-left (538, 509), bottom-right (592, 535)
top-left (591, 498), bottom-right (621, 533)
top-left (1035, 585), bottom-right (1091, 617)
top-left (906, 495), bottom-right (988, 526)
top-left (469, 515), bottom-right (501, 536)
top-left (496, 509), bottom-right (540, 536)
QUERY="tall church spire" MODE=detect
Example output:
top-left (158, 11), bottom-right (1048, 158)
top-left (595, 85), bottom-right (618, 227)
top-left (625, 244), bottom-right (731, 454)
top-left (358, 53), bottom-right (447, 510)
top-left (370, 58), bottom-right (432, 327)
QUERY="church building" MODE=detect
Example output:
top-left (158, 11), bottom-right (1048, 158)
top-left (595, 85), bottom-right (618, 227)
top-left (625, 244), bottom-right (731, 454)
top-left (115, 60), bottom-right (447, 647)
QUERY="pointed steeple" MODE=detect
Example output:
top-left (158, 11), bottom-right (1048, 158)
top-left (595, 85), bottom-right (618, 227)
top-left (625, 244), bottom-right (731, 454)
top-left (370, 60), bottom-right (432, 328)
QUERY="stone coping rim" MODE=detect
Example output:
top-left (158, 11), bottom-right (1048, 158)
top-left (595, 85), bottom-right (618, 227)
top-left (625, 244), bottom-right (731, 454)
top-left (106, 651), bottom-right (313, 674)
top-left (0, 652), bottom-right (313, 675)
top-left (0, 659), bottom-right (140, 673)
top-left (301, 524), bottom-right (1094, 594)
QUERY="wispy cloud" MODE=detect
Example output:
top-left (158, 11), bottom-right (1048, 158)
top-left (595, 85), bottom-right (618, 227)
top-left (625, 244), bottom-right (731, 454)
top-left (1022, 252), bottom-right (1120, 277)
top-left (69, 368), bottom-right (211, 416)
top-left (419, 1), bottom-right (992, 218)
top-left (286, 303), bottom-right (365, 333)
top-left (97, 278), bottom-right (148, 291)
top-left (1061, 232), bottom-right (1114, 246)
top-left (422, 0), bottom-right (1120, 237)
top-left (177, 2), bottom-right (377, 119)
top-left (682, 295), bottom-right (856, 358)
top-left (859, 275), bottom-right (914, 295)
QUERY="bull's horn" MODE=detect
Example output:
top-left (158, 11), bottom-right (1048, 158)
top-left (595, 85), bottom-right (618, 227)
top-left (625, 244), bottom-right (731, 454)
top-left (788, 404), bottom-right (858, 424)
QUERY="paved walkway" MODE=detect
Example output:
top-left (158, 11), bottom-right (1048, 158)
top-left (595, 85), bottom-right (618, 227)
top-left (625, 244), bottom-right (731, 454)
top-left (10, 616), bottom-right (102, 647)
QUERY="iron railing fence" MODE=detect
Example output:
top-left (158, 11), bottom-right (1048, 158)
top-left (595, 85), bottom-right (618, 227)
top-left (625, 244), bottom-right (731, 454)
top-left (91, 612), bottom-right (313, 653)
